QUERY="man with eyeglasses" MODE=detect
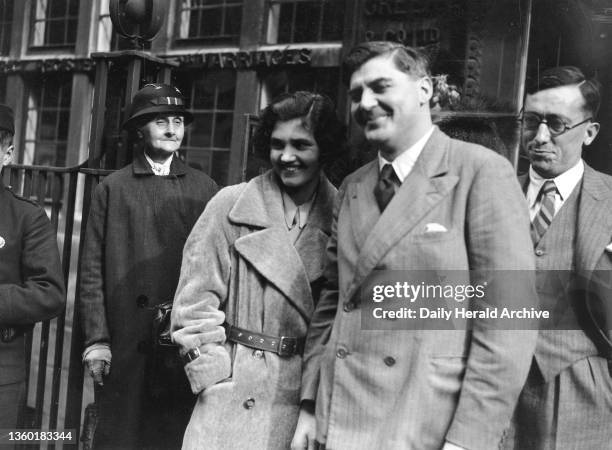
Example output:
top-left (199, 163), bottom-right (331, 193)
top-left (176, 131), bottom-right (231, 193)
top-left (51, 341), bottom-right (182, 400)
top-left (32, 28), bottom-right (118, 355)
top-left (506, 66), bottom-right (612, 448)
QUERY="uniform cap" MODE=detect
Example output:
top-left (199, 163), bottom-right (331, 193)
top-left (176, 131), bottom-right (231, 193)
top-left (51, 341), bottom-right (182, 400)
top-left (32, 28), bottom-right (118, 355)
top-left (122, 83), bottom-right (193, 130)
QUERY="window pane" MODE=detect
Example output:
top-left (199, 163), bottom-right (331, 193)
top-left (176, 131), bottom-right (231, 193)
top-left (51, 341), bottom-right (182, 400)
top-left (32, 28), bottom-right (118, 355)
top-left (270, 0), bottom-right (344, 44)
top-left (277, 3), bottom-right (294, 42)
top-left (40, 111), bottom-right (58, 140)
top-left (58, 111), bottom-right (70, 138)
top-left (322, 1), bottom-right (343, 40)
top-left (294, 2), bottom-right (320, 43)
top-left (177, 0), bottom-right (242, 42)
top-left (193, 80), bottom-right (215, 109)
top-left (30, 0), bottom-right (78, 47)
top-left (26, 75), bottom-right (72, 167)
top-left (213, 113), bottom-right (233, 148)
top-left (210, 150), bottom-right (229, 186)
top-left (225, 5), bottom-right (242, 36)
top-left (216, 76), bottom-right (236, 109)
top-left (189, 114), bottom-right (213, 147)
top-left (200, 8), bottom-right (222, 36)
top-left (49, 0), bottom-right (66, 19)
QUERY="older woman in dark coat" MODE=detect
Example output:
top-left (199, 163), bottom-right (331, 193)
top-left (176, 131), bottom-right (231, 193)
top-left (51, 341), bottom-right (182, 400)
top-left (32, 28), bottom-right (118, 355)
top-left (79, 84), bottom-right (218, 450)
top-left (171, 92), bottom-right (346, 449)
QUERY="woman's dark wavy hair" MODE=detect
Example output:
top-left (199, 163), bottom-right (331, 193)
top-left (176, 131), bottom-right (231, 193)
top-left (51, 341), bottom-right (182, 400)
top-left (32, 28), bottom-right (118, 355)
top-left (252, 91), bottom-right (347, 171)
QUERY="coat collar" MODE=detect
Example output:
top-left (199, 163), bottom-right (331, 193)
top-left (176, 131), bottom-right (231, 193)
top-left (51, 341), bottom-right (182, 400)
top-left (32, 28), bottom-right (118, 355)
top-left (228, 169), bottom-right (334, 234)
top-left (229, 170), bottom-right (336, 321)
top-left (132, 151), bottom-right (188, 176)
top-left (346, 127), bottom-right (459, 301)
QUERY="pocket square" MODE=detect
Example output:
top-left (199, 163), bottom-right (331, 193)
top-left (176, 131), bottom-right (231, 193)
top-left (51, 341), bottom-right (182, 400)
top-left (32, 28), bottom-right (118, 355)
top-left (605, 242), bottom-right (612, 253)
top-left (424, 223), bottom-right (448, 233)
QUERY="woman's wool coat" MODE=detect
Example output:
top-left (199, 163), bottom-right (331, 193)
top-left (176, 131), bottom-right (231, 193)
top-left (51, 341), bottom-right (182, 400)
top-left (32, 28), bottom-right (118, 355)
top-left (79, 153), bottom-right (218, 449)
top-left (172, 170), bottom-right (336, 449)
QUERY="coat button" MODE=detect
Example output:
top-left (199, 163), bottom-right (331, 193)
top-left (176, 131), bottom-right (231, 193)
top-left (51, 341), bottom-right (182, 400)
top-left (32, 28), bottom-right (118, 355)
top-left (384, 356), bottom-right (396, 367)
top-left (535, 249), bottom-right (544, 256)
top-left (136, 295), bottom-right (149, 308)
top-left (343, 302), bottom-right (355, 312)
top-left (336, 347), bottom-right (348, 359)
top-left (243, 398), bottom-right (255, 409)
top-left (252, 350), bottom-right (264, 359)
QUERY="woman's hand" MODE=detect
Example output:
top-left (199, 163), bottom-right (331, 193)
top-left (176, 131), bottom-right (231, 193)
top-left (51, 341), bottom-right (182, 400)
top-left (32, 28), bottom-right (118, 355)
top-left (172, 305), bottom-right (226, 350)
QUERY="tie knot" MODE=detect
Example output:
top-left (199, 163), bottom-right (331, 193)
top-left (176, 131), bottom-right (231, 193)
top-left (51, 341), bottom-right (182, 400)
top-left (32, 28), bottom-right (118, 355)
top-left (540, 180), bottom-right (557, 197)
top-left (380, 164), bottom-right (399, 184)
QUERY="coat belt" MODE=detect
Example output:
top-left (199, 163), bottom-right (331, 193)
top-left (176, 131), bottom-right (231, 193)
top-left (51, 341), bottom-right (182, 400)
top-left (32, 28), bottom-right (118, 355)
top-left (224, 323), bottom-right (304, 357)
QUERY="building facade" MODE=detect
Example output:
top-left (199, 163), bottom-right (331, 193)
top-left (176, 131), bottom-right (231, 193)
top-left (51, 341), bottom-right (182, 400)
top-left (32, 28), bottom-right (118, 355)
top-left (0, 0), bottom-right (611, 186)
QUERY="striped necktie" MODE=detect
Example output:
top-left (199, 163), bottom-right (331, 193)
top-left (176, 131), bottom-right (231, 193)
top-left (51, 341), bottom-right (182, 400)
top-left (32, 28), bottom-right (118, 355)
top-left (531, 180), bottom-right (557, 245)
top-left (374, 164), bottom-right (401, 211)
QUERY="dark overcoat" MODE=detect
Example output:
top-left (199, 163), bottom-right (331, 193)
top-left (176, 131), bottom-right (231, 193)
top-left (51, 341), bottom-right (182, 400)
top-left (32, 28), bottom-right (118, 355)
top-left (171, 170), bottom-right (336, 450)
top-left (79, 153), bottom-right (218, 450)
top-left (0, 183), bottom-right (65, 427)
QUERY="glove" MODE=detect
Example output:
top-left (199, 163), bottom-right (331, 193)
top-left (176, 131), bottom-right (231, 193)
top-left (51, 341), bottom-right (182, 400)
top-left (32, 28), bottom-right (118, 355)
top-left (83, 343), bottom-right (112, 386)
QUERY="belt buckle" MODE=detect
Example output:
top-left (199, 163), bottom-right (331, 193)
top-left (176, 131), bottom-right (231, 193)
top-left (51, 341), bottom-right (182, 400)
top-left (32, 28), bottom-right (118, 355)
top-left (278, 336), bottom-right (296, 357)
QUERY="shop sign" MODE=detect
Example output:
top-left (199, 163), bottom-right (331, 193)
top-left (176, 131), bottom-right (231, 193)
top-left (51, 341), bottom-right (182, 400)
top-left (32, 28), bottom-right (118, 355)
top-left (175, 48), bottom-right (312, 69)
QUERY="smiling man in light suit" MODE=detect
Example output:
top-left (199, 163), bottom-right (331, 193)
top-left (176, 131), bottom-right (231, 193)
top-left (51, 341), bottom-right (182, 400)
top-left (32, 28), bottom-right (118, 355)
top-left (291, 41), bottom-right (538, 450)
top-left (506, 66), bottom-right (612, 449)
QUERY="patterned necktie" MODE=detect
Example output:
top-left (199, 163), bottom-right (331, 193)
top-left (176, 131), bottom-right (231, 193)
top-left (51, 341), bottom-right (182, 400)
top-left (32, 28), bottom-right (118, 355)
top-left (531, 180), bottom-right (557, 245)
top-left (374, 164), bottom-right (401, 212)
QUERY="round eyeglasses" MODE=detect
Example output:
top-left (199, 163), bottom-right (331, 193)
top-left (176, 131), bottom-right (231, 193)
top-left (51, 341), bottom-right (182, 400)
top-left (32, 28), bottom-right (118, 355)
top-left (520, 111), bottom-right (592, 137)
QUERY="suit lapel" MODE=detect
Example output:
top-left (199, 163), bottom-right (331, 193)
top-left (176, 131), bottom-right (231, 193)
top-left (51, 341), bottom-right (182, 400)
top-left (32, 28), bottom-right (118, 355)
top-left (576, 165), bottom-right (612, 274)
top-left (229, 170), bottom-right (316, 320)
top-left (347, 128), bottom-right (458, 301)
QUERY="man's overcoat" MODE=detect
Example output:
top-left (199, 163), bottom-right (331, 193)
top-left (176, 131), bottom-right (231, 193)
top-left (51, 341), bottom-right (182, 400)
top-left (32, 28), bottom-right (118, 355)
top-left (172, 170), bottom-right (336, 450)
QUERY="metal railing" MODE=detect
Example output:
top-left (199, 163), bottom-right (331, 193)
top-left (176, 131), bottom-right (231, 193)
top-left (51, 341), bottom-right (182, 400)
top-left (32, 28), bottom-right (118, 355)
top-left (2, 162), bottom-right (114, 448)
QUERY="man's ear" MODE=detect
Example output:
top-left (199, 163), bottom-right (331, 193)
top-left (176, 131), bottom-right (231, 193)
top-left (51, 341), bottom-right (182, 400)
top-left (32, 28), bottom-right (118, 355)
top-left (1, 144), bottom-right (13, 167)
top-left (584, 121), bottom-right (600, 146)
top-left (418, 76), bottom-right (433, 106)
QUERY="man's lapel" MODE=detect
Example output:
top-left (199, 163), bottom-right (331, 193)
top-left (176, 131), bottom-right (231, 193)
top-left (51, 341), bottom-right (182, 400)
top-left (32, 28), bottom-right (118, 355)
top-left (576, 165), bottom-right (612, 273)
top-left (346, 128), bottom-right (459, 301)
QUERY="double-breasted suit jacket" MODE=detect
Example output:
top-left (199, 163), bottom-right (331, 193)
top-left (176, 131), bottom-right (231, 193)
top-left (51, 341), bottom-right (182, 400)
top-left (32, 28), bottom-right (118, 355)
top-left (302, 127), bottom-right (539, 450)
top-left (172, 170), bottom-right (336, 450)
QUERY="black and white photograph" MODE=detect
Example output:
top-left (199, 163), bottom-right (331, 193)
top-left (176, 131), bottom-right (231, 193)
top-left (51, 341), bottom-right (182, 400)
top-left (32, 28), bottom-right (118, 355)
top-left (2, 0), bottom-right (612, 449)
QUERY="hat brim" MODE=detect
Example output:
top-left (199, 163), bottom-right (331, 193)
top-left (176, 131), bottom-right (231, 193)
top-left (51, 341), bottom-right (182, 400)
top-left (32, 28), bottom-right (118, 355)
top-left (122, 106), bottom-right (194, 130)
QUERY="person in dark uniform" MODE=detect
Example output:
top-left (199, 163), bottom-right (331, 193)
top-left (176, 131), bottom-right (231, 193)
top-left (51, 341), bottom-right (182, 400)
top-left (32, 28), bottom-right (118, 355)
top-left (0, 104), bottom-right (66, 430)
top-left (78, 84), bottom-right (218, 450)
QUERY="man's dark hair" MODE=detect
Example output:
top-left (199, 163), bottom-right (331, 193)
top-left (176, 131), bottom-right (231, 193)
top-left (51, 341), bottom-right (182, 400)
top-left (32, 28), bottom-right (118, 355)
top-left (526, 66), bottom-right (601, 118)
top-left (342, 41), bottom-right (431, 86)
top-left (252, 91), bottom-right (346, 169)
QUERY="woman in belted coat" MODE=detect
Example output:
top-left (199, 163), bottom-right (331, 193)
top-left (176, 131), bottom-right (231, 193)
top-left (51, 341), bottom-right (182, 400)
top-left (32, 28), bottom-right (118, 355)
top-left (171, 92), bottom-right (346, 450)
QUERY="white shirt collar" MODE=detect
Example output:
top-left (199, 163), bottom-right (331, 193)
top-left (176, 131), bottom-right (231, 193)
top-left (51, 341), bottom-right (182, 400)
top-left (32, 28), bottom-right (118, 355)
top-left (526, 159), bottom-right (584, 209)
top-left (378, 126), bottom-right (434, 183)
top-left (282, 189), bottom-right (315, 230)
top-left (144, 152), bottom-right (173, 176)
